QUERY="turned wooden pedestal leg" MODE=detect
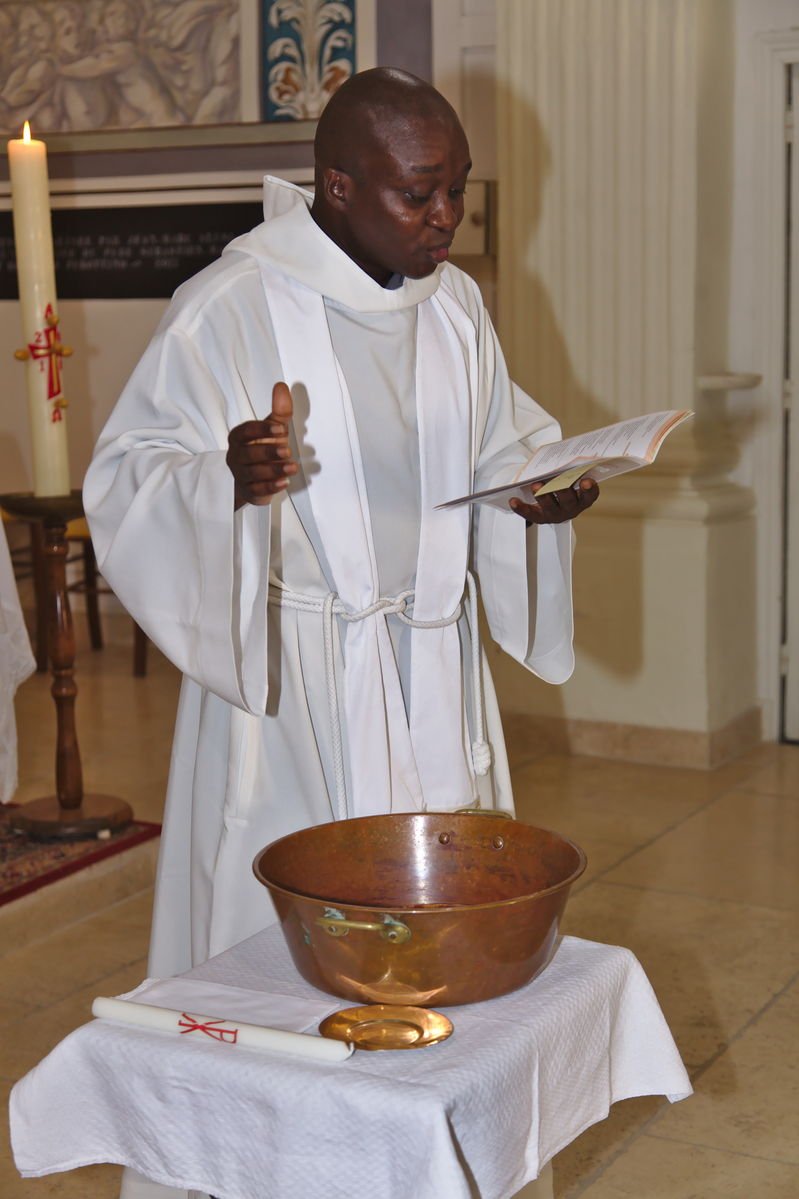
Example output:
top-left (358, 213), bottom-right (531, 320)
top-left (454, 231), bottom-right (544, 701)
top-left (10, 512), bottom-right (132, 840)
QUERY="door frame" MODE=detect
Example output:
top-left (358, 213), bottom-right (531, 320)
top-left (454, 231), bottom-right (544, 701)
top-left (748, 29), bottom-right (799, 739)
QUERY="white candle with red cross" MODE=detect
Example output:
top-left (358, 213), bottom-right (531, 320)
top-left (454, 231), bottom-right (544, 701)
top-left (8, 122), bottom-right (71, 497)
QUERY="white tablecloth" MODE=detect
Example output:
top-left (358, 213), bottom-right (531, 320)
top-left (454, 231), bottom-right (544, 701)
top-left (10, 928), bottom-right (691, 1199)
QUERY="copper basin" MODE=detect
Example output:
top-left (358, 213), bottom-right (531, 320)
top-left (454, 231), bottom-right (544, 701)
top-left (252, 812), bottom-right (586, 1007)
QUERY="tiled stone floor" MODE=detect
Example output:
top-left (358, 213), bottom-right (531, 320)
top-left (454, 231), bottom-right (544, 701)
top-left (2, 618), bottom-right (798, 1197)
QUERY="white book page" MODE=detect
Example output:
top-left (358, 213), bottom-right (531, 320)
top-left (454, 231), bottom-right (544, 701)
top-left (519, 410), bottom-right (691, 478)
top-left (439, 410), bottom-right (692, 510)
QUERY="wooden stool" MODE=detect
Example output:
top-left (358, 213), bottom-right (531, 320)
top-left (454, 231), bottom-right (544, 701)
top-left (1, 490), bottom-right (133, 838)
top-left (2, 508), bottom-right (148, 677)
top-left (65, 518), bottom-right (149, 677)
top-left (2, 510), bottom-right (48, 672)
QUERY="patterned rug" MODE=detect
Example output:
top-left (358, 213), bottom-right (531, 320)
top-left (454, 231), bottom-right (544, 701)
top-left (0, 808), bottom-right (161, 907)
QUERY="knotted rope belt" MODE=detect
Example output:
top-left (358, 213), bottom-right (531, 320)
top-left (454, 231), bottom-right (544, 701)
top-left (267, 572), bottom-right (491, 820)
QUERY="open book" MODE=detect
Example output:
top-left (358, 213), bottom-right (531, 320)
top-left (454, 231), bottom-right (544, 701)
top-left (438, 409), bottom-right (693, 511)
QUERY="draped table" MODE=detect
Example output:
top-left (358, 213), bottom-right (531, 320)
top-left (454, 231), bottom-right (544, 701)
top-left (10, 922), bottom-right (692, 1199)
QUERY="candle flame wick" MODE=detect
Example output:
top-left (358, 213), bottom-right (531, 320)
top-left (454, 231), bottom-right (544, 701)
top-left (22, 121), bottom-right (31, 143)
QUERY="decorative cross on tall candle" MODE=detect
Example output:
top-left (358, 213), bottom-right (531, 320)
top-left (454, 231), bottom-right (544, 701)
top-left (8, 122), bottom-right (71, 497)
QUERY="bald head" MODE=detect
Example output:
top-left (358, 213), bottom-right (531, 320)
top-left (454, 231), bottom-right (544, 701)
top-left (310, 69), bottom-right (470, 286)
top-left (314, 68), bottom-right (462, 182)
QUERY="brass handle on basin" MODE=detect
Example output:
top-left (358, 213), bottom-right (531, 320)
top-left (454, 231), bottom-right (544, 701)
top-left (454, 806), bottom-right (513, 819)
top-left (316, 909), bottom-right (412, 944)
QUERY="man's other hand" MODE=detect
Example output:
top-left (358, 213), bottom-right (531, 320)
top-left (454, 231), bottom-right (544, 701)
top-left (509, 477), bottom-right (599, 524)
top-left (227, 382), bottom-right (299, 509)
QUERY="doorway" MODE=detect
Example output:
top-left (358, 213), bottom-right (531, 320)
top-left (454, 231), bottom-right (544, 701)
top-left (783, 62), bottom-right (799, 741)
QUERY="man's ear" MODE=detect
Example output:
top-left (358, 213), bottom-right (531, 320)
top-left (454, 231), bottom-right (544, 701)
top-left (322, 167), bottom-right (352, 211)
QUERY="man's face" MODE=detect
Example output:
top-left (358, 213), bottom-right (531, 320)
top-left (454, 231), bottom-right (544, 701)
top-left (334, 114), bottom-right (471, 284)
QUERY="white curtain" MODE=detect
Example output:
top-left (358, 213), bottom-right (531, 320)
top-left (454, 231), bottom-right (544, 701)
top-left (495, 0), bottom-right (698, 437)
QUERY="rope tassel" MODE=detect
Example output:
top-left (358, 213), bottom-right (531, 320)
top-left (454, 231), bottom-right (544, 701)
top-left (471, 739), bottom-right (492, 775)
top-left (465, 573), bottom-right (491, 776)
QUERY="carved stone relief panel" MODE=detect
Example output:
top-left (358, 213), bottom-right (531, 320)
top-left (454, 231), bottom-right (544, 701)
top-left (0, 0), bottom-right (242, 133)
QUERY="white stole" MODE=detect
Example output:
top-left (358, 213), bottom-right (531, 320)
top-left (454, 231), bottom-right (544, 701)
top-left (261, 266), bottom-right (477, 816)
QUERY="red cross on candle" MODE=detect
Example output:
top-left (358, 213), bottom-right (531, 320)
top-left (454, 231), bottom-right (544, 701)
top-left (177, 1013), bottom-right (239, 1043)
top-left (27, 304), bottom-right (65, 400)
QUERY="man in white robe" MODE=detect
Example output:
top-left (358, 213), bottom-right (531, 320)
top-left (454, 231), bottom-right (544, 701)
top-left (84, 68), bottom-right (597, 1199)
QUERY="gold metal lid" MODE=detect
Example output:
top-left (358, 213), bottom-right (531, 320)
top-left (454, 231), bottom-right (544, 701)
top-left (319, 1004), bottom-right (453, 1051)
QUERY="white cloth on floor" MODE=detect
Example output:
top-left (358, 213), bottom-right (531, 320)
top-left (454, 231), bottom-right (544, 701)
top-left (0, 519), bottom-right (35, 804)
top-left (10, 927), bottom-right (691, 1199)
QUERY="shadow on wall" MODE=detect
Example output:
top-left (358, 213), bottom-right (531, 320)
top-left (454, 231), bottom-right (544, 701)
top-left (0, 433), bottom-right (29, 497)
top-left (491, 58), bottom-right (761, 756)
top-left (488, 83), bottom-right (647, 740)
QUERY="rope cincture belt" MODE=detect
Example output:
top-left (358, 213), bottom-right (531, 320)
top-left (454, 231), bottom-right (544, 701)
top-left (268, 572), bottom-right (491, 821)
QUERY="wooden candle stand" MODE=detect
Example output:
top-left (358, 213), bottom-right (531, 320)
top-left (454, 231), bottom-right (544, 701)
top-left (2, 490), bottom-right (132, 840)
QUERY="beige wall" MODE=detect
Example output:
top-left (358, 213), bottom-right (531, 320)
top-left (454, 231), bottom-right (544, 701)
top-left (494, 0), bottom-right (763, 764)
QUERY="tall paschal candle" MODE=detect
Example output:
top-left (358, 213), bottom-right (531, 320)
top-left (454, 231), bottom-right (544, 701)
top-left (8, 122), bottom-right (70, 497)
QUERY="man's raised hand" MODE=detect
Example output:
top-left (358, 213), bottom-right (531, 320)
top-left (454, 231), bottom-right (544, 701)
top-left (227, 382), bottom-right (298, 509)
